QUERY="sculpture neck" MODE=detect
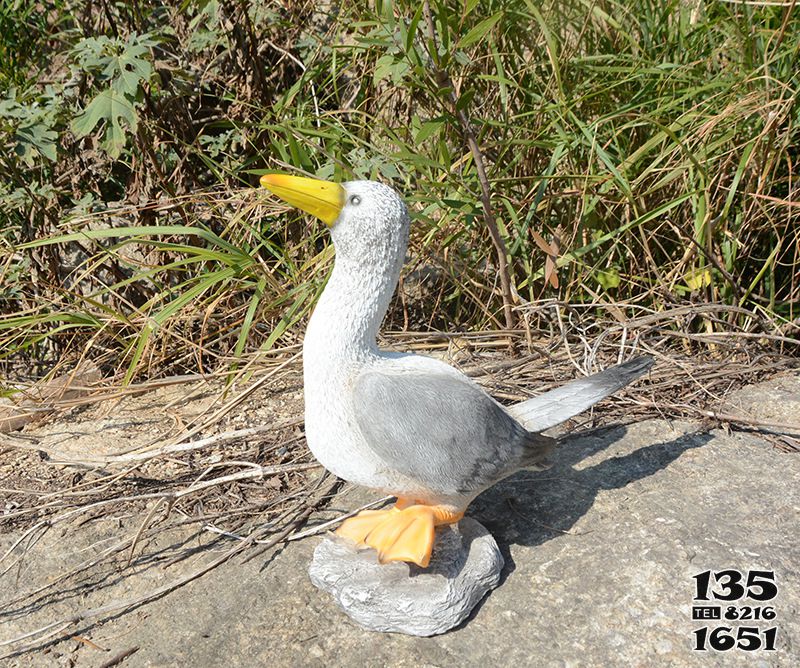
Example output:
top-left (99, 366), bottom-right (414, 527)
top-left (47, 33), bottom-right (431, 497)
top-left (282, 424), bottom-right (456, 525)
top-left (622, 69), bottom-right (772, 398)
top-left (304, 251), bottom-right (403, 362)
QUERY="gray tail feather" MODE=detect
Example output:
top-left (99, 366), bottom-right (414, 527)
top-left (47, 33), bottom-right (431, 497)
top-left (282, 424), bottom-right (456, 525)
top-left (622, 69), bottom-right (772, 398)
top-left (508, 356), bottom-right (654, 433)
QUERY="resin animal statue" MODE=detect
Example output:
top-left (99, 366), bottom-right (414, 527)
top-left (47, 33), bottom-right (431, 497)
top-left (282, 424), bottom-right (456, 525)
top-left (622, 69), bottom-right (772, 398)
top-left (261, 173), bottom-right (653, 568)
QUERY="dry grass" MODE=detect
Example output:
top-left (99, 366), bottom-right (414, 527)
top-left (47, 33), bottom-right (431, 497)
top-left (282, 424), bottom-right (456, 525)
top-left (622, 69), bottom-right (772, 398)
top-left (3, 0), bottom-right (800, 386)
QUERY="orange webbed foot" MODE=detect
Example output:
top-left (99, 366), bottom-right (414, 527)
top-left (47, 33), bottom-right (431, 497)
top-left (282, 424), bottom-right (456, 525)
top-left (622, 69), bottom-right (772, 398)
top-left (336, 500), bottom-right (464, 568)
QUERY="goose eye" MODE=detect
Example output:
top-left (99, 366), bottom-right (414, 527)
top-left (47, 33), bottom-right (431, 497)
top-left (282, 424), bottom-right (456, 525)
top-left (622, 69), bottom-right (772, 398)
top-left (349, 194), bottom-right (361, 206)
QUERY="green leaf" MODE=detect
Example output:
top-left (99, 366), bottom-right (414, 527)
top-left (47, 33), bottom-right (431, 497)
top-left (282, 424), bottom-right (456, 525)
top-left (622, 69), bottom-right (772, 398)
top-left (261, 288), bottom-right (309, 352)
top-left (390, 60), bottom-right (409, 84)
top-left (405, 5), bottom-right (424, 53)
top-left (71, 36), bottom-right (115, 71)
top-left (684, 267), bottom-right (712, 291)
top-left (415, 119), bottom-right (443, 143)
top-left (457, 13), bottom-right (503, 49)
top-left (525, 2), bottom-right (563, 101)
top-left (233, 276), bottom-right (266, 361)
top-left (107, 42), bottom-right (153, 97)
top-left (455, 88), bottom-right (476, 112)
top-left (596, 268), bottom-right (621, 290)
top-left (71, 88), bottom-right (138, 158)
top-left (19, 224), bottom-right (242, 257)
top-left (464, 0), bottom-right (481, 17)
top-left (68, 33), bottom-right (155, 157)
top-left (15, 122), bottom-right (58, 165)
top-left (373, 54), bottom-right (395, 85)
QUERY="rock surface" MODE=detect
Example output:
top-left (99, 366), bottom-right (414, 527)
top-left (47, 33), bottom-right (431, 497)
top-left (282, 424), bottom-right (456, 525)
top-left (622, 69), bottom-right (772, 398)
top-left (1, 373), bottom-right (799, 666)
top-left (309, 518), bottom-right (504, 636)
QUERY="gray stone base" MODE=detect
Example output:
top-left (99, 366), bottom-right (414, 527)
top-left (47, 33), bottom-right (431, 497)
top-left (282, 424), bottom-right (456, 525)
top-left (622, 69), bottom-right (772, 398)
top-left (308, 517), bottom-right (504, 636)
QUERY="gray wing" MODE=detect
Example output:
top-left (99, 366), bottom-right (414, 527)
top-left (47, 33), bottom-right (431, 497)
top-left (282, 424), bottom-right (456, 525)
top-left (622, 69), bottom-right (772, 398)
top-left (508, 356), bottom-right (654, 432)
top-left (352, 369), bottom-right (552, 497)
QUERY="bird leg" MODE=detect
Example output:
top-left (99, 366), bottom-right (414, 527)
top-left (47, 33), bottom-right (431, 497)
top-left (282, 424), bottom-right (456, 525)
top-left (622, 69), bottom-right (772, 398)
top-left (335, 498), bottom-right (464, 568)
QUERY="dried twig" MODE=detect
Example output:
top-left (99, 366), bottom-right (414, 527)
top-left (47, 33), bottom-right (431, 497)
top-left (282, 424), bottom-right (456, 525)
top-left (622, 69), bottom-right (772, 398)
top-left (163, 350), bottom-right (302, 447)
top-left (0, 477), bottom-right (338, 657)
top-left (98, 647), bottom-right (139, 668)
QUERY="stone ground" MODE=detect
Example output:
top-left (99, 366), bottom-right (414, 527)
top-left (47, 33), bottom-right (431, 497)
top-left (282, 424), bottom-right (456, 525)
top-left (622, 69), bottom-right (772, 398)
top-left (1, 374), bottom-right (799, 667)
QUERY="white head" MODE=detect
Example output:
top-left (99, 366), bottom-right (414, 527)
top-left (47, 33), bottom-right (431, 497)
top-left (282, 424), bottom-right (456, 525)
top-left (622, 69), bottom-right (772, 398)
top-left (260, 174), bottom-right (410, 272)
top-left (261, 173), bottom-right (411, 352)
top-left (331, 180), bottom-right (409, 266)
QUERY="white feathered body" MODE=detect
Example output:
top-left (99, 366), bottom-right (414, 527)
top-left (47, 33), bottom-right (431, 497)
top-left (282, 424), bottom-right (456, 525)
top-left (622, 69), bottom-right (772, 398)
top-left (300, 180), bottom-right (652, 505)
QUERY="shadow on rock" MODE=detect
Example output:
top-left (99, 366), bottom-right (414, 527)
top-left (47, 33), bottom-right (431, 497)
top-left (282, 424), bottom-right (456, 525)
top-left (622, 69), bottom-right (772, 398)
top-left (470, 424), bottom-right (714, 551)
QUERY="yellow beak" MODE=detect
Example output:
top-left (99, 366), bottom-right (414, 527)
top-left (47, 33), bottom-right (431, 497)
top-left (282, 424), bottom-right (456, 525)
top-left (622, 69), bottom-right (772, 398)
top-left (260, 173), bottom-right (345, 227)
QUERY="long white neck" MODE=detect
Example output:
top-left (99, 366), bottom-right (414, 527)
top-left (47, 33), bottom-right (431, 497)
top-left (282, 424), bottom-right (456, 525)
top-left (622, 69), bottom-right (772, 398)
top-left (304, 249), bottom-right (404, 363)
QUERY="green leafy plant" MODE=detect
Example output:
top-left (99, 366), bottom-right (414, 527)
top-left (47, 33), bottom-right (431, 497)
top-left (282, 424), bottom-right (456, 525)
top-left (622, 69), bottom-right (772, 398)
top-left (0, 88), bottom-right (59, 165)
top-left (1, 0), bottom-right (798, 383)
top-left (70, 33), bottom-right (160, 157)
